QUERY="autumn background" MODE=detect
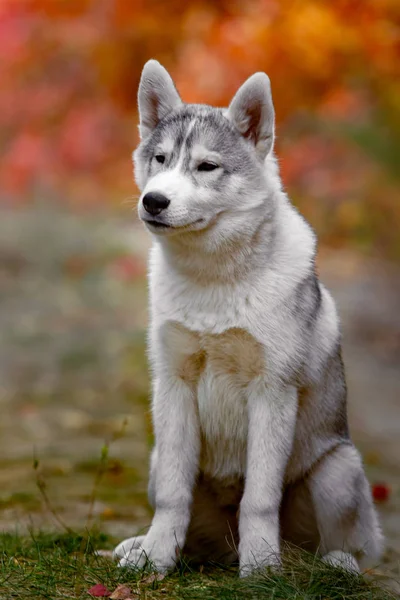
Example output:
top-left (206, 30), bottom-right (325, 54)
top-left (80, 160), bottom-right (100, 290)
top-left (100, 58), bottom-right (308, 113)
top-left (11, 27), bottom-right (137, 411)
top-left (0, 0), bottom-right (399, 577)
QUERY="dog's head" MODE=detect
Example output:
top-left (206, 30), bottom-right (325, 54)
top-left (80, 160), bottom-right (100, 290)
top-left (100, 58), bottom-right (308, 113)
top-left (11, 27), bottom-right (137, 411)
top-left (134, 60), bottom-right (278, 243)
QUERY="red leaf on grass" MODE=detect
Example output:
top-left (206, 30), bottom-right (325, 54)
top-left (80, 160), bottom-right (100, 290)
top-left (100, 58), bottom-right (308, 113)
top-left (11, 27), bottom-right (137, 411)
top-left (372, 483), bottom-right (390, 502)
top-left (110, 585), bottom-right (133, 599)
top-left (88, 583), bottom-right (111, 597)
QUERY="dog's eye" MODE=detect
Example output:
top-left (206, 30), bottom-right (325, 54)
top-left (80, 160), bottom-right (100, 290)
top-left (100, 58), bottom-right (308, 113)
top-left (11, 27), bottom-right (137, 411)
top-left (155, 155), bottom-right (165, 164)
top-left (198, 162), bottom-right (219, 172)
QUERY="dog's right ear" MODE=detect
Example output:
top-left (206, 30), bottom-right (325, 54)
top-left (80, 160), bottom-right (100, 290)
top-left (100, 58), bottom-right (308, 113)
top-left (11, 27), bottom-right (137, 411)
top-left (226, 72), bottom-right (275, 160)
top-left (138, 60), bottom-right (182, 140)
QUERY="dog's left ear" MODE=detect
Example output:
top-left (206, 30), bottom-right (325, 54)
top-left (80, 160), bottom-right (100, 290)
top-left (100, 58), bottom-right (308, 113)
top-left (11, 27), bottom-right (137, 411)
top-left (226, 72), bottom-right (275, 160)
top-left (138, 59), bottom-right (182, 139)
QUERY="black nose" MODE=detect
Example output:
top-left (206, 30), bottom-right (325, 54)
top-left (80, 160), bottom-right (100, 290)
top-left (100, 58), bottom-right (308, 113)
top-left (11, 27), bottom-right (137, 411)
top-left (142, 192), bottom-right (170, 216)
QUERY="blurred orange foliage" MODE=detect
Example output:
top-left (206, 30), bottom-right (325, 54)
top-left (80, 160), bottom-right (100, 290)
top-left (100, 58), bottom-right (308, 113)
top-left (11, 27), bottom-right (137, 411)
top-left (0, 0), bottom-right (399, 256)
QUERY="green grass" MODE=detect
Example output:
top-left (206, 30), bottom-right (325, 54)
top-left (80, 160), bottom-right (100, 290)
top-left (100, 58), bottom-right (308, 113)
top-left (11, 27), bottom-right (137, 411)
top-left (0, 532), bottom-right (397, 600)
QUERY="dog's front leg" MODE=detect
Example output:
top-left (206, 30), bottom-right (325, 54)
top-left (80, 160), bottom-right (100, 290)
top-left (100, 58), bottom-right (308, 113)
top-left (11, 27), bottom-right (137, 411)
top-left (239, 380), bottom-right (297, 577)
top-left (119, 375), bottom-right (200, 573)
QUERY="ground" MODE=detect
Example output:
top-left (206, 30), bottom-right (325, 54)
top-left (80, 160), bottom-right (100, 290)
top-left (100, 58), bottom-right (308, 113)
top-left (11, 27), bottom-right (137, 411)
top-left (1, 531), bottom-right (398, 599)
top-left (0, 205), bottom-right (399, 597)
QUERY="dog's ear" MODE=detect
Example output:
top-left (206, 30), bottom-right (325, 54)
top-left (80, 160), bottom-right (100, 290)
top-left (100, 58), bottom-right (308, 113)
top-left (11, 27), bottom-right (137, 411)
top-left (138, 60), bottom-right (182, 139)
top-left (226, 73), bottom-right (275, 160)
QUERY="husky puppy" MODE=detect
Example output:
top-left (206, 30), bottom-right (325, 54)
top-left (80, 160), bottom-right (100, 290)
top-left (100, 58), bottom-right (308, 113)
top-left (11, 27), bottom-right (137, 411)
top-left (114, 60), bottom-right (383, 576)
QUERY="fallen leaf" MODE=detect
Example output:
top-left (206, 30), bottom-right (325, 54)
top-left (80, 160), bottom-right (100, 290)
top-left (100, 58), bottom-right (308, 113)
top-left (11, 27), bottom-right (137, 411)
top-left (141, 572), bottom-right (166, 584)
top-left (372, 483), bottom-right (390, 502)
top-left (110, 584), bottom-right (132, 599)
top-left (88, 583), bottom-right (111, 597)
top-left (365, 451), bottom-right (380, 466)
top-left (101, 507), bottom-right (117, 519)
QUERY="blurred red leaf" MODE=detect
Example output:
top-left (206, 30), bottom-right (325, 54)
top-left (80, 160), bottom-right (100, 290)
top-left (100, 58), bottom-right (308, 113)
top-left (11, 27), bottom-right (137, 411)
top-left (88, 583), bottom-right (111, 597)
top-left (372, 483), bottom-right (390, 502)
top-left (109, 256), bottom-right (145, 282)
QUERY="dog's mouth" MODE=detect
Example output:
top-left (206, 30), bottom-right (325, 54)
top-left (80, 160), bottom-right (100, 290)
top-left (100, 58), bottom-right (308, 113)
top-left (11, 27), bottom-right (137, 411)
top-left (143, 219), bottom-right (171, 229)
top-left (142, 218), bottom-right (205, 231)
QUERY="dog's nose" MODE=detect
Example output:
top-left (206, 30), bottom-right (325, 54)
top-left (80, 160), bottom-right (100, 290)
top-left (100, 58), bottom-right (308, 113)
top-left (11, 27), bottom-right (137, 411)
top-left (142, 192), bottom-right (170, 216)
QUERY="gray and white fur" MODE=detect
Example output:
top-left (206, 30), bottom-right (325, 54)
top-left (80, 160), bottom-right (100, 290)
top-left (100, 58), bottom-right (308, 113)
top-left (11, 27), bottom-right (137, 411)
top-left (114, 60), bottom-right (383, 576)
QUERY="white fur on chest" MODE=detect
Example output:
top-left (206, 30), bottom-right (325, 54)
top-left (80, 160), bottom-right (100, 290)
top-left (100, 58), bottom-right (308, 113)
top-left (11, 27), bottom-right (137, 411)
top-left (156, 319), bottom-right (266, 479)
top-left (150, 265), bottom-right (251, 335)
top-left (197, 362), bottom-right (248, 478)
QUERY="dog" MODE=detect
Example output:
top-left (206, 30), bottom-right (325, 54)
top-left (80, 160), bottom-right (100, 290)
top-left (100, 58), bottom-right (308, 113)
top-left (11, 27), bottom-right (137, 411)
top-left (114, 59), bottom-right (383, 576)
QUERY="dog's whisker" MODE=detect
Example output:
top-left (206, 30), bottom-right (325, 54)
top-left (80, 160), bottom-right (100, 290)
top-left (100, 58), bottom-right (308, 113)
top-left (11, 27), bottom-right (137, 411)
top-left (121, 195), bottom-right (140, 207)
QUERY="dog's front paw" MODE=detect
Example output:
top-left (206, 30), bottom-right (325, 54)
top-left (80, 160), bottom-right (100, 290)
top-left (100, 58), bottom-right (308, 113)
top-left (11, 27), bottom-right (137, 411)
top-left (118, 547), bottom-right (147, 569)
top-left (113, 535), bottom-right (146, 562)
top-left (116, 530), bottom-right (179, 573)
top-left (322, 551), bottom-right (360, 574)
top-left (239, 536), bottom-right (281, 578)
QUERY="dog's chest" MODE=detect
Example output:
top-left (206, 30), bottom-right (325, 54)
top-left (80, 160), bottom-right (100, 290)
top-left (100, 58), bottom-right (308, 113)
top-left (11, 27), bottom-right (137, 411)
top-left (161, 321), bottom-right (266, 478)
